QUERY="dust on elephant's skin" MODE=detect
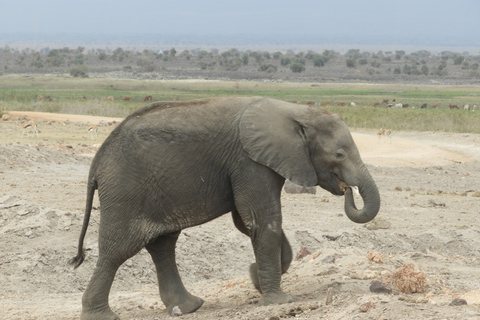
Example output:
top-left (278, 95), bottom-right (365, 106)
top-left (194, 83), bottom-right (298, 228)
top-left (70, 97), bottom-right (380, 319)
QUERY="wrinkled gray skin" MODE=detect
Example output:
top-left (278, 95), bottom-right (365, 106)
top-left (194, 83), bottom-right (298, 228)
top-left (70, 97), bottom-right (380, 319)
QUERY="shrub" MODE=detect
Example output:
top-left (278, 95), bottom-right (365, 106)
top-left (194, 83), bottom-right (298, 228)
top-left (259, 64), bottom-right (277, 73)
top-left (69, 64), bottom-right (89, 77)
top-left (280, 57), bottom-right (291, 66)
top-left (453, 55), bottom-right (464, 65)
top-left (391, 263), bottom-right (426, 294)
top-left (313, 55), bottom-right (324, 67)
top-left (421, 65), bottom-right (429, 75)
top-left (346, 58), bottom-right (356, 68)
top-left (290, 62), bottom-right (305, 73)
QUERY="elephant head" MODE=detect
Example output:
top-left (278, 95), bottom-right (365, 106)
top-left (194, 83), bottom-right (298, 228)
top-left (239, 99), bottom-right (380, 224)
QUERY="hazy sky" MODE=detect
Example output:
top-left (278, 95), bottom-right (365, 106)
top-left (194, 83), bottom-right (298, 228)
top-left (1, 0), bottom-right (479, 44)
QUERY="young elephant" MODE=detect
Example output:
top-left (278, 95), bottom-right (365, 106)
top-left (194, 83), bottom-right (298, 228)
top-left (71, 97), bottom-right (380, 319)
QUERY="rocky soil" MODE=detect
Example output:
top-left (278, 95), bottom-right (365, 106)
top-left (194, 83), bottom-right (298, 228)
top-left (1, 112), bottom-right (480, 319)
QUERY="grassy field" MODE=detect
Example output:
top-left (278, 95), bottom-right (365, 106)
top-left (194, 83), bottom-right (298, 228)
top-left (1, 74), bottom-right (479, 133)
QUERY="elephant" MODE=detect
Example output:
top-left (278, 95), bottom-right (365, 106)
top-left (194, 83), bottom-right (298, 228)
top-left (70, 96), bottom-right (380, 319)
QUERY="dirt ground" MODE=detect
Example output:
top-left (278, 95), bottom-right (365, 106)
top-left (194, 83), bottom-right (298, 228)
top-left (1, 111), bottom-right (480, 320)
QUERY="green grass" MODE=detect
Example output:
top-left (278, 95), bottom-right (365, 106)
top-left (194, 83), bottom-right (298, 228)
top-left (1, 74), bottom-right (479, 133)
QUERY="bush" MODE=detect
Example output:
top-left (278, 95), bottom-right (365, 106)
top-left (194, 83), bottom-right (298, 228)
top-left (69, 64), bottom-right (89, 77)
top-left (313, 55), bottom-right (324, 67)
top-left (259, 64), bottom-right (277, 73)
top-left (421, 65), bottom-right (429, 75)
top-left (290, 62), bottom-right (305, 73)
top-left (346, 58), bottom-right (356, 68)
top-left (453, 55), bottom-right (464, 65)
top-left (280, 57), bottom-right (291, 66)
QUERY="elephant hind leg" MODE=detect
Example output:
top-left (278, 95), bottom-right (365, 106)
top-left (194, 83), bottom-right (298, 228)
top-left (81, 234), bottom-right (144, 320)
top-left (146, 231), bottom-right (204, 315)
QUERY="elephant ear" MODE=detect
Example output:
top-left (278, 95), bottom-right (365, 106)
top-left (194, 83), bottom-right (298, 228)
top-left (239, 100), bottom-right (317, 187)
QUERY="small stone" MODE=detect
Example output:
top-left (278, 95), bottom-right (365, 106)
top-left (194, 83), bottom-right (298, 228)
top-left (369, 280), bottom-right (392, 294)
top-left (295, 247), bottom-right (311, 261)
top-left (321, 255), bottom-right (335, 264)
top-left (359, 301), bottom-right (375, 312)
top-left (449, 298), bottom-right (467, 306)
top-left (367, 250), bottom-right (383, 264)
top-left (365, 217), bottom-right (391, 230)
top-left (171, 306), bottom-right (183, 316)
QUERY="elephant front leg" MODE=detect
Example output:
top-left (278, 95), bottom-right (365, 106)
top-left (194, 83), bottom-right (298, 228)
top-left (146, 231), bottom-right (204, 315)
top-left (249, 231), bottom-right (292, 293)
top-left (251, 220), bottom-right (293, 306)
top-left (232, 210), bottom-right (292, 295)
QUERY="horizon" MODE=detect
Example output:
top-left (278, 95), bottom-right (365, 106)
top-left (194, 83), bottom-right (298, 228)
top-left (1, 1), bottom-right (480, 53)
top-left (1, 32), bottom-right (479, 55)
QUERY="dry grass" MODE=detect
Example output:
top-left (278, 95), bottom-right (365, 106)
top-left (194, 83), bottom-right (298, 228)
top-left (1, 74), bottom-right (480, 132)
top-left (391, 263), bottom-right (427, 294)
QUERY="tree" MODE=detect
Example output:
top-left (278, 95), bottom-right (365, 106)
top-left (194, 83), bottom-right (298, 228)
top-left (69, 65), bottom-right (89, 77)
top-left (259, 64), bottom-right (277, 73)
top-left (453, 55), bottom-right (464, 65)
top-left (421, 65), bottom-right (429, 76)
top-left (98, 52), bottom-right (107, 61)
top-left (346, 58), bottom-right (356, 68)
top-left (290, 61), bottom-right (305, 73)
top-left (280, 57), bottom-right (291, 66)
top-left (313, 55), bottom-right (324, 67)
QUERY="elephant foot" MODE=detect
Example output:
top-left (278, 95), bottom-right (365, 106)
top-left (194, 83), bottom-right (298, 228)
top-left (81, 308), bottom-right (120, 320)
top-left (165, 294), bottom-right (204, 316)
top-left (249, 263), bottom-right (261, 292)
top-left (259, 292), bottom-right (293, 306)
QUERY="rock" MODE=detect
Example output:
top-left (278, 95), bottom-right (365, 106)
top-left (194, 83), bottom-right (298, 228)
top-left (461, 290), bottom-right (480, 304)
top-left (171, 306), bottom-right (183, 316)
top-left (365, 217), bottom-right (391, 230)
top-left (359, 301), bottom-right (375, 312)
top-left (369, 280), bottom-right (392, 294)
top-left (367, 250), bottom-right (383, 263)
top-left (321, 255), bottom-right (336, 264)
top-left (449, 298), bottom-right (467, 306)
top-left (284, 180), bottom-right (316, 194)
top-left (325, 287), bottom-right (333, 305)
top-left (362, 270), bottom-right (377, 279)
top-left (295, 247), bottom-right (311, 261)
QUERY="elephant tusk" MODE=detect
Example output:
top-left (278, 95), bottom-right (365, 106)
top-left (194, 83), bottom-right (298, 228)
top-left (350, 186), bottom-right (360, 196)
top-left (338, 181), bottom-right (359, 196)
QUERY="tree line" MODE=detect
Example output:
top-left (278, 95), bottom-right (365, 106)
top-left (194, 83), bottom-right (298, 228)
top-left (0, 45), bottom-right (479, 80)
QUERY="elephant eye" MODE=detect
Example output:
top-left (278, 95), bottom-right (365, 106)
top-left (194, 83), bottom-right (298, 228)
top-left (336, 149), bottom-right (346, 160)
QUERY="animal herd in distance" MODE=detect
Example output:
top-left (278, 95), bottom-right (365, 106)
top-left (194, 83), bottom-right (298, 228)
top-left (37, 94), bottom-right (478, 110)
top-left (16, 121), bottom-right (100, 140)
top-left (15, 96), bottom-right (478, 142)
top-left (314, 99), bottom-right (478, 110)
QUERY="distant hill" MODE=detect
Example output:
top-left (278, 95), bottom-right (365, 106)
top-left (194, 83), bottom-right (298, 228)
top-left (1, 33), bottom-right (479, 53)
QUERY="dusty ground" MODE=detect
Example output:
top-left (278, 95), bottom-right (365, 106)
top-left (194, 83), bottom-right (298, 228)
top-left (1, 111), bottom-right (480, 320)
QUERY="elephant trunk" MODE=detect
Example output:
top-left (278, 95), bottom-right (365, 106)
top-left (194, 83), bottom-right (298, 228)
top-left (343, 170), bottom-right (380, 224)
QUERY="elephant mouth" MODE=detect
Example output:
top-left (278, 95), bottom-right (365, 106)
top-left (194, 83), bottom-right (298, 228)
top-left (333, 174), bottom-right (359, 196)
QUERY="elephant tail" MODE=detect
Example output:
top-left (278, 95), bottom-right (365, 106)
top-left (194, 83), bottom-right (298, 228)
top-left (69, 179), bottom-right (97, 269)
